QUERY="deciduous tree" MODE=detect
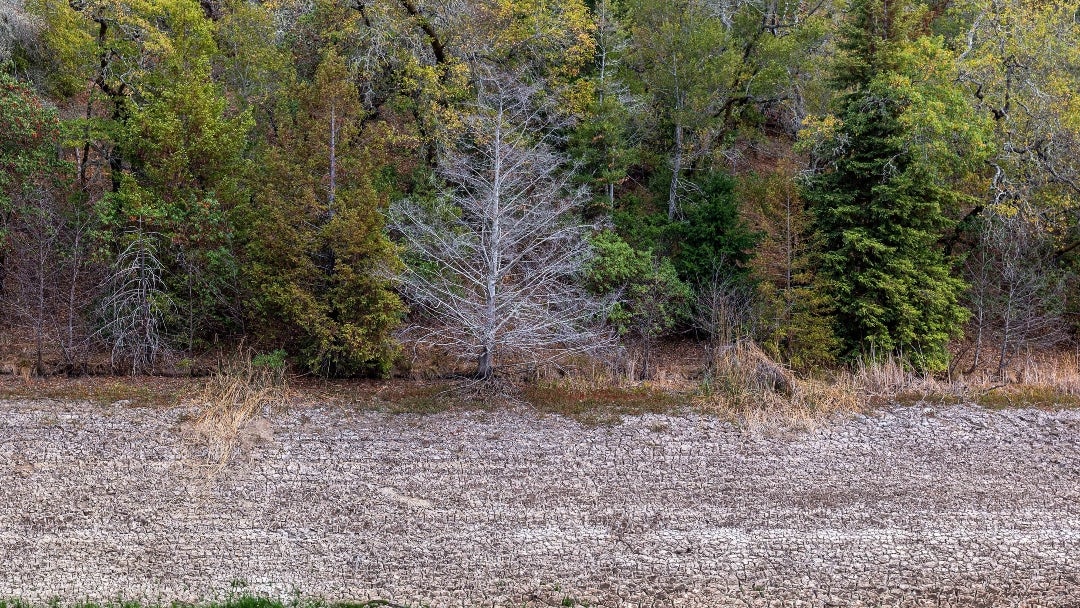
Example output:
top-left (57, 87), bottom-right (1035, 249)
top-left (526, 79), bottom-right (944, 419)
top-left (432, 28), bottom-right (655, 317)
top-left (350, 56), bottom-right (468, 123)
top-left (390, 76), bottom-right (609, 379)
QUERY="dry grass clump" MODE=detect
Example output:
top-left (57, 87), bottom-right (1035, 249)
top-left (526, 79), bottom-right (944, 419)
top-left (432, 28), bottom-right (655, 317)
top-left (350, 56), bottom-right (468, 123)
top-left (955, 351), bottom-right (1080, 409)
top-left (850, 355), bottom-right (967, 404)
top-left (1002, 350), bottom-right (1080, 395)
top-left (192, 348), bottom-right (289, 469)
top-left (697, 339), bottom-right (861, 432)
top-left (849, 349), bottom-right (1080, 409)
top-left (696, 343), bottom-right (1080, 432)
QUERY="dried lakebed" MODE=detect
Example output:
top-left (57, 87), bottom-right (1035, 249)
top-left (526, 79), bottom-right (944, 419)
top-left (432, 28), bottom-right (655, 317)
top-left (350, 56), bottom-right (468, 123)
top-left (2, 400), bottom-right (1079, 607)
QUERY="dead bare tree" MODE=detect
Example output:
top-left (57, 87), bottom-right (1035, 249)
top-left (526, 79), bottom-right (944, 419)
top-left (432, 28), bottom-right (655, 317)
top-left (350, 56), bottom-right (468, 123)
top-left (3, 179), bottom-right (99, 376)
top-left (691, 267), bottom-right (794, 394)
top-left (97, 230), bottom-right (170, 374)
top-left (389, 75), bottom-right (611, 379)
top-left (964, 210), bottom-right (1068, 379)
top-left (5, 189), bottom-right (62, 375)
top-left (58, 209), bottom-right (98, 371)
top-left (692, 265), bottom-right (755, 350)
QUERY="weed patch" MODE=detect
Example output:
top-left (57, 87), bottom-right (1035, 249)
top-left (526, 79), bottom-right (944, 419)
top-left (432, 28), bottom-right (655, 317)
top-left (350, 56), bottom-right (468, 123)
top-left (191, 349), bottom-right (290, 470)
top-left (522, 382), bottom-right (686, 424)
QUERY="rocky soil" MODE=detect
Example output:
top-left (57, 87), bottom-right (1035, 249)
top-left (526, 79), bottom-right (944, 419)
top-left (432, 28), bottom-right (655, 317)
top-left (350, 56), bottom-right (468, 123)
top-left (1, 399), bottom-right (1079, 607)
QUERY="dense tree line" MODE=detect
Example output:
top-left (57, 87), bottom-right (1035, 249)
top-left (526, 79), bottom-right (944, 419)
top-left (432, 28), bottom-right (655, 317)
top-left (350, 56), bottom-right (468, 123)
top-left (0, 0), bottom-right (1077, 380)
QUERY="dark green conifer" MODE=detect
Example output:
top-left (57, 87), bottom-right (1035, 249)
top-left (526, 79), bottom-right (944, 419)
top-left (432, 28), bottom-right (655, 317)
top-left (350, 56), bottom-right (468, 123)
top-left (801, 0), bottom-right (968, 370)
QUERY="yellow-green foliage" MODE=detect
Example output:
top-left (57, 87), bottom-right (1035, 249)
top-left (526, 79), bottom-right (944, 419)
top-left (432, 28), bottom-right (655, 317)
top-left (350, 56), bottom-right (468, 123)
top-left (241, 51), bottom-right (404, 377)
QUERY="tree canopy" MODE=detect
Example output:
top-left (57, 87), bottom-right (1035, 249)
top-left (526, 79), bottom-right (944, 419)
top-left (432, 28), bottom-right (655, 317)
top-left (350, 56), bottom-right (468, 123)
top-left (1, 0), bottom-right (1077, 379)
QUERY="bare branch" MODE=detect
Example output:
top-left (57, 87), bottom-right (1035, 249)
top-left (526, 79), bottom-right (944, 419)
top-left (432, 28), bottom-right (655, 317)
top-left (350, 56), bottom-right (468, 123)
top-left (389, 74), bottom-right (614, 378)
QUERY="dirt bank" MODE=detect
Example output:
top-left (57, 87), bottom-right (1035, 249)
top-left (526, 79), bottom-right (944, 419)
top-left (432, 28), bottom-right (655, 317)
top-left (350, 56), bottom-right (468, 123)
top-left (1, 400), bottom-right (1078, 606)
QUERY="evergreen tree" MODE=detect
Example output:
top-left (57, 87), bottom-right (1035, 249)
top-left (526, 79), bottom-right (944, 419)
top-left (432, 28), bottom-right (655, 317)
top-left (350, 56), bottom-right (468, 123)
top-left (800, 0), bottom-right (971, 370)
top-left (670, 172), bottom-right (759, 286)
top-left (242, 51), bottom-right (404, 377)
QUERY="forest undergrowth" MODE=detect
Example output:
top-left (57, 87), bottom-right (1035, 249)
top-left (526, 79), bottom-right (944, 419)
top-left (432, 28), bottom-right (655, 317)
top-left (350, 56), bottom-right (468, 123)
top-left (2, 338), bottom-right (1077, 438)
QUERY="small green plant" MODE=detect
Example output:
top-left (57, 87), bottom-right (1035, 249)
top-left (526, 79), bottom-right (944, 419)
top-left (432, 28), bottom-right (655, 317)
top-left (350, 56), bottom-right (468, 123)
top-left (252, 349), bottom-right (289, 385)
top-left (252, 349), bottom-right (287, 370)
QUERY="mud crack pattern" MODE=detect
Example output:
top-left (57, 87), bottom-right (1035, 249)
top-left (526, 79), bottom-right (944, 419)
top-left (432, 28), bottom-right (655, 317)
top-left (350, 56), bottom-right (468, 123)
top-left (1, 401), bottom-right (1079, 607)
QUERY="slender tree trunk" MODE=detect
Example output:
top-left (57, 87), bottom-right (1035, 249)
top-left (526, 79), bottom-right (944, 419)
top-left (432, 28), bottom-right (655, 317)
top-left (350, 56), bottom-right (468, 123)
top-left (477, 102), bottom-right (504, 379)
top-left (328, 105), bottom-right (337, 218)
top-left (399, 0), bottom-right (447, 64)
top-left (784, 194), bottom-right (793, 292)
top-left (65, 228), bottom-right (82, 369)
top-left (668, 122), bottom-right (683, 220)
top-left (970, 309), bottom-right (983, 373)
top-left (186, 257), bottom-right (195, 352)
top-left (481, 268), bottom-right (497, 379)
top-left (35, 248), bottom-right (45, 376)
top-left (93, 18), bottom-right (126, 195)
top-left (79, 97), bottom-right (93, 189)
top-left (640, 336), bottom-right (652, 380)
top-left (998, 292), bottom-right (1014, 381)
top-left (0, 248), bottom-right (6, 300)
top-left (597, 1), bottom-right (616, 211)
top-left (477, 343), bottom-right (494, 379)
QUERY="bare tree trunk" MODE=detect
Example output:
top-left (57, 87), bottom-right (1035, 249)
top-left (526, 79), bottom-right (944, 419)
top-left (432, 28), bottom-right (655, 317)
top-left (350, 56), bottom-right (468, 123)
top-left (34, 242), bottom-right (45, 376)
top-left (65, 229), bottom-right (83, 369)
top-left (639, 337), bottom-right (652, 381)
top-left (998, 289), bottom-right (1013, 381)
top-left (398, 0), bottom-right (447, 64)
top-left (477, 345), bottom-right (494, 379)
top-left (477, 103), bottom-right (505, 378)
top-left (597, 0), bottom-right (618, 211)
top-left (389, 75), bottom-right (612, 380)
top-left (970, 308), bottom-right (983, 373)
top-left (668, 122), bottom-right (683, 221)
top-left (481, 266), bottom-right (496, 378)
top-left (79, 94), bottom-right (94, 189)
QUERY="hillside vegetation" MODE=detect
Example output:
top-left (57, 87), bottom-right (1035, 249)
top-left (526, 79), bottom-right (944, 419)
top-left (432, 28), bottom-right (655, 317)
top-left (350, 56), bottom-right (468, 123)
top-left (1, 0), bottom-right (1079, 401)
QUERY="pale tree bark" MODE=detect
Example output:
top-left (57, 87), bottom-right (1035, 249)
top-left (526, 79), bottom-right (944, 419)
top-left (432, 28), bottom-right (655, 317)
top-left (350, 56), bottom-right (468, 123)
top-left (96, 227), bottom-right (170, 375)
top-left (389, 74), bottom-right (613, 379)
top-left (669, 121), bottom-right (684, 220)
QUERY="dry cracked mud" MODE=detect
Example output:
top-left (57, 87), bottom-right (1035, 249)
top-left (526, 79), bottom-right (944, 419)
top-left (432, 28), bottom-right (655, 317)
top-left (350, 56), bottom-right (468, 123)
top-left (1, 399), bottom-right (1079, 607)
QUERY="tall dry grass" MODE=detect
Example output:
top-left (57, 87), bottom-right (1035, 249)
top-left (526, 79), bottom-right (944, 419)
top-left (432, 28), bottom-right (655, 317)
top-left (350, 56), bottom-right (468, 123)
top-left (993, 349), bottom-right (1080, 395)
top-left (695, 339), bottom-right (862, 432)
top-left (192, 348), bottom-right (289, 470)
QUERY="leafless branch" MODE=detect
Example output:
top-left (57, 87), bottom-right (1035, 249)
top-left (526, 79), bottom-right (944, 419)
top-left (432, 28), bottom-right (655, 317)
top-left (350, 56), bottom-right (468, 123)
top-left (389, 74), bottom-right (614, 378)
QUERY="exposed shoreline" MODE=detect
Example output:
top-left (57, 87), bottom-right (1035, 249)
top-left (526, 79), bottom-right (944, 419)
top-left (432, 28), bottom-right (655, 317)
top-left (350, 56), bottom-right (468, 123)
top-left (2, 400), bottom-right (1078, 606)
